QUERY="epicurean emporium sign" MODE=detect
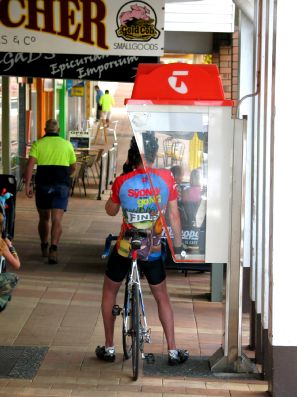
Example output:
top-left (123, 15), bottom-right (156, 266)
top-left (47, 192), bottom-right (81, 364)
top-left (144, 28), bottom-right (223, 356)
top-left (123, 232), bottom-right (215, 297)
top-left (0, 0), bottom-right (165, 56)
top-left (0, 52), bottom-right (158, 81)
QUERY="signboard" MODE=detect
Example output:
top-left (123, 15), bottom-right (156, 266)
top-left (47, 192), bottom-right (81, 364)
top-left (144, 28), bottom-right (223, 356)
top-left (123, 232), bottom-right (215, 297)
top-left (164, 225), bottom-right (205, 254)
top-left (0, 0), bottom-right (165, 56)
top-left (0, 52), bottom-right (158, 81)
top-left (69, 82), bottom-right (85, 97)
top-left (68, 130), bottom-right (90, 150)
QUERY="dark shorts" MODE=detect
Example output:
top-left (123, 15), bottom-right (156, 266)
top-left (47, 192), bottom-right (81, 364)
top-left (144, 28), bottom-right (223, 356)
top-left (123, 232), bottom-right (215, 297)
top-left (105, 247), bottom-right (166, 286)
top-left (35, 184), bottom-right (70, 210)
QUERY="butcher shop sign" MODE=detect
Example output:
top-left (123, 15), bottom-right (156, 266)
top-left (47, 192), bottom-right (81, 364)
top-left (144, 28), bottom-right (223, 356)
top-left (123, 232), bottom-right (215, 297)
top-left (0, 0), bottom-right (165, 56)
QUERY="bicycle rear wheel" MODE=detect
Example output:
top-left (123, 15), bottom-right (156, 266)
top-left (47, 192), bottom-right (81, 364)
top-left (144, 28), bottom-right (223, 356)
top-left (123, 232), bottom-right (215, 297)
top-left (131, 283), bottom-right (140, 380)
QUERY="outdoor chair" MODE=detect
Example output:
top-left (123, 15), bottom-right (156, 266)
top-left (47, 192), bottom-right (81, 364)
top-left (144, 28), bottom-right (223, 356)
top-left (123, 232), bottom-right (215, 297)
top-left (71, 161), bottom-right (87, 197)
top-left (94, 149), bottom-right (104, 180)
top-left (17, 156), bottom-right (36, 191)
top-left (84, 154), bottom-right (97, 186)
top-left (163, 138), bottom-right (185, 167)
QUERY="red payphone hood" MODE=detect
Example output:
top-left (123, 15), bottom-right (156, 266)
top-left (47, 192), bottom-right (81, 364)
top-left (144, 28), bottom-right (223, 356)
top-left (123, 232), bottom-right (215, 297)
top-left (126, 63), bottom-right (234, 106)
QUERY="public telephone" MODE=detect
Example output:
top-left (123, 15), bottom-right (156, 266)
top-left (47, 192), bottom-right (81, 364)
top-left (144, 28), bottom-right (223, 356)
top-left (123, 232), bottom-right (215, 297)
top-left (126, 63), bottom-right (234, 264)
top-left (126, 63), bottom-right (255, 374)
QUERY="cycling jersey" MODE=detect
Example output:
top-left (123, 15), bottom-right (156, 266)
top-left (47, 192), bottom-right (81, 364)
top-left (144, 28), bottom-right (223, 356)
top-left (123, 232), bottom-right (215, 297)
top-left (111, 168), bottom-right (177, 261)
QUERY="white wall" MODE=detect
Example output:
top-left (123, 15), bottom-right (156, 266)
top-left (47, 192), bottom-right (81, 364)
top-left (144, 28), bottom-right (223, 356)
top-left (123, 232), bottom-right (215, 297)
top-left (165, 0), bottom-right (235, 32)
top-left (271, 0), bottom-right (297, 347)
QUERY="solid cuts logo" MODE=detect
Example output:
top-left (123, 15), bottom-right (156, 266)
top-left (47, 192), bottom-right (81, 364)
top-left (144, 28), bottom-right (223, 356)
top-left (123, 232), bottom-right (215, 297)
top-left (115, 1), bottom-right (160, 41)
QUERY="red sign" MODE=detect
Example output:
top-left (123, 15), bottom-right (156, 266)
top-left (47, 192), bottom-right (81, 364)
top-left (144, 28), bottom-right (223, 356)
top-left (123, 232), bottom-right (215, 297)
top-left (128, 63), bottom-right (233, 106)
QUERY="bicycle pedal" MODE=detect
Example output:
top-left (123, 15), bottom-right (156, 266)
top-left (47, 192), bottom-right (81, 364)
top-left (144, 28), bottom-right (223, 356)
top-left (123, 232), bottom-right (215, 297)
top-left (112, 304), bottom-right (122, 316)
top-left (144, 335), bottom-right (152, 343)
top-left (144, 353), bottom-right (155, 364)
top-left (143, 328), bottom-right (152, 343)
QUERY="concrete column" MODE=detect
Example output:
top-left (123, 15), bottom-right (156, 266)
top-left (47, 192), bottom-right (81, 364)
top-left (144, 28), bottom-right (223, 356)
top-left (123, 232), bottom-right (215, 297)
top-left (1, 76), bottom-right (10, 174)
top-left (58, 81), bottom-right (67, 139)
top-left (18, 83), bottom-right (27, 157)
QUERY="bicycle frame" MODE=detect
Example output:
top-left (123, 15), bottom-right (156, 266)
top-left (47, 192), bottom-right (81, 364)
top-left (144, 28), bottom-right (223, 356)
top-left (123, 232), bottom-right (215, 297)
top-left (104, 232), bottom-right (152, 380)
top-left (121, 247), bottom-right (152, 381)
top-left (126, 249), bottom-right (150, 348)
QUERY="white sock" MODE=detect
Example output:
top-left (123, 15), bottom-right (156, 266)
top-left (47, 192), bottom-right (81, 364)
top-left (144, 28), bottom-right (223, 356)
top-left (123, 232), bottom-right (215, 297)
top-left (105, 346), bottom-right (115, 353)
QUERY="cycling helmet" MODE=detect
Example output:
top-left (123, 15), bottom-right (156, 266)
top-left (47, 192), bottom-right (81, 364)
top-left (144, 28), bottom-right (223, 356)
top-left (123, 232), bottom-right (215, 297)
top-left (125, 133), bottom-right (159, 170)
top-left (142, 131), bottom-right (159, 164)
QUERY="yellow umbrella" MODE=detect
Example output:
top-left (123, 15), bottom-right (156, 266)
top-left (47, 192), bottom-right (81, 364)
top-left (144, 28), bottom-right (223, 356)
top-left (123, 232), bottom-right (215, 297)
top-left (189, 133), bottom-right (204, 170)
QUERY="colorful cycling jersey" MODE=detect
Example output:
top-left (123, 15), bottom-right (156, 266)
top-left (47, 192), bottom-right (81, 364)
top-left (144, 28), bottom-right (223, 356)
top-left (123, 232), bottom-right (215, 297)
top-left (111, 168), bottom-right (177, 261)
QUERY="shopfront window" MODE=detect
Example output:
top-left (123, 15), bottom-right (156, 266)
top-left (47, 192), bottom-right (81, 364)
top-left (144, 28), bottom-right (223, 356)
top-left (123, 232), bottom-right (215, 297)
top-left (67, 80), bottom-right (86, 131)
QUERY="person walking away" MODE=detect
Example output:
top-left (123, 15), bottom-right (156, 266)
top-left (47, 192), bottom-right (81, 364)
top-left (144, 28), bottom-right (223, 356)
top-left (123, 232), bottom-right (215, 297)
top-left (94, 85), bottom-right (103, 122)
top-left (25, 119), bottom-right (76, 264)
top-left (99, 89), bottom-right (115, 128)
top-left (96, 135), bottom-right (189, 366)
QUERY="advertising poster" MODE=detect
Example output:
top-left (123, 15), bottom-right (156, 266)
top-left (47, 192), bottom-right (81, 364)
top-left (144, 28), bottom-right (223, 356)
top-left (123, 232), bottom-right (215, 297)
top-left (68, 130), bottom-right (90, 150)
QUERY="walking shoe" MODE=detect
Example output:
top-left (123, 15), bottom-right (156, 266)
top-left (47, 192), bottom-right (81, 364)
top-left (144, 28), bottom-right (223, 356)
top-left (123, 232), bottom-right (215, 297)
top-left (48, 247), bottom-right (58, 264)
top-left (95, 345), bottom-right (116, 362)
top-left (41, 243), bottom-right (48, 258)
top-left (168, 349), bottom-right (189, 366)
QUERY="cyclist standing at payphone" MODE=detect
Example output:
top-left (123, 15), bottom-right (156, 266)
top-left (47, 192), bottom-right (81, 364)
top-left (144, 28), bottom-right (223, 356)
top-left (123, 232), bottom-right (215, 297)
top-left (96, 134), bottom-right (189, 365)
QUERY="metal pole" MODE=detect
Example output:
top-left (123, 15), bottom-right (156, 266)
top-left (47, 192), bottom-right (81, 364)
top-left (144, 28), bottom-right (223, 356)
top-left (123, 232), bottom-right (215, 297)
top-left (209, 118), bottom-right (257, 373)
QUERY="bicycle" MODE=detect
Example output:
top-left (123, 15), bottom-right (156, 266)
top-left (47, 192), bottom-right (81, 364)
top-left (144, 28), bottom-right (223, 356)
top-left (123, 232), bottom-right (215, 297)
top-left (102, 231), bottom-right (152, 381)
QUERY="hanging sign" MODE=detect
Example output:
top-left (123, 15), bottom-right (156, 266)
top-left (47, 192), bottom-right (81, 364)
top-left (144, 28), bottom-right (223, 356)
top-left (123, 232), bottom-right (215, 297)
top-left (0, 0), bottom-right (165, 56)
top-left (0, 52), bottom-right (159, 82)
top-left (69, 82), bottom-right (85, 97)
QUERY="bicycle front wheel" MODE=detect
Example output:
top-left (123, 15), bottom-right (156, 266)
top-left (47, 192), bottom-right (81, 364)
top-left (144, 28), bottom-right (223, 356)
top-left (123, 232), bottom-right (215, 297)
top-left (123, 282), bottom-right (132, 360)
top-left (132, 283), bottom-right (140, 380)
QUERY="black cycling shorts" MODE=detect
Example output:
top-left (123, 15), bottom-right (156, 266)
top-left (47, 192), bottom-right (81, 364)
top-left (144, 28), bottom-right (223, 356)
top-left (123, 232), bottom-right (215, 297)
top-left (105, 247), bottom-right (166, 286)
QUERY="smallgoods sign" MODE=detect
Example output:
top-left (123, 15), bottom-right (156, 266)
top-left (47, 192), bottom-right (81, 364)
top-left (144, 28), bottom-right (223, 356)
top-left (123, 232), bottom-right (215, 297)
top-left (0, 0), bottom-right (165, 56)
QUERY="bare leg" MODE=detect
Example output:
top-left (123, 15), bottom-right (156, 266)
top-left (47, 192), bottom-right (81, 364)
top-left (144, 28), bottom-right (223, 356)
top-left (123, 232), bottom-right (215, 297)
top-left (50, 209), bottom-right (64, 245)
top-left (149, 280), bottom-right (176, 350)
top-left (106, 118), bottom-right (110, 128)
top-left (101, 275), bottom-right (122, 347)
top-left (37, 209), bottom-right (50, 244)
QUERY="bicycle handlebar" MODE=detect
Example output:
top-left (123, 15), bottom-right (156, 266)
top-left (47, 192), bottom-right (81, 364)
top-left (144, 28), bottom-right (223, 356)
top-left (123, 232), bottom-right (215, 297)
top-left (101, 230), bottom-right (149, 259)
top-left (102, 234), bottom-right (117, 259)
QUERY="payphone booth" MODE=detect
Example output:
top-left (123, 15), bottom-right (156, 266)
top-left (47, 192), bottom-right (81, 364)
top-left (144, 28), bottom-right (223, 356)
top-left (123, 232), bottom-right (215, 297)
top-left (126, 63), bottom-right (233, 266)
top-left (126, 63), bottom-right (255, 373)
